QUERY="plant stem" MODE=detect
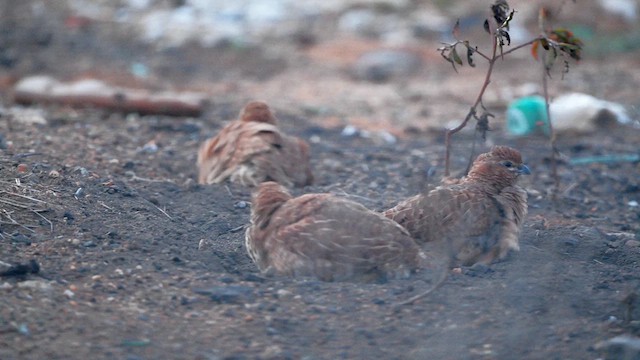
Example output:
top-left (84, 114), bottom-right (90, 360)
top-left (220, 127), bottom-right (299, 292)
top-left (444, 32), bottom-right (499, 176)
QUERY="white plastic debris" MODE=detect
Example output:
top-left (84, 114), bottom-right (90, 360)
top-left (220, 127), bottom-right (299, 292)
top-left (550, 92), bottom-right (631, 133)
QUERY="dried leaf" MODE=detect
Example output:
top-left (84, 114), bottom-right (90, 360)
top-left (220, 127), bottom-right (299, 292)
top-left (465, 41), bottom-right (475, 67)
top-left (453, 19), bottom-right (461, 39)
top-left (531, 40), bottom-right (540, 61)
top-left (491, 0), bottom-right (510, 25)
top-left (451, 46), bottom-right (463, 66)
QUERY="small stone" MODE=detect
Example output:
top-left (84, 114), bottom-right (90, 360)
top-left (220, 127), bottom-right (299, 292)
top-left (11, 233), bottom-right (31, 245)
top-left (48, 169), bottom-right (60, 178)
top-left (16, 163), bottom-right (29, 173)
top-left (629, 200), bottom-right (639, 207)
top-left (352, 49), bottom-right (422, 82)
top-left (594, 335), bottom-right (640, 360)
top-left (341, 125), bottom-right (358, 137)
top-left (74, 167), bottom-right (89, 177)
top-left (193, 285), bottom-right (254, 304)
top-left (114, 268), bottom-right (124, 276)
top-left (63, 289), bottom-right (75, 298)
top-left (276, 289), bottom-right (293, 299)
top-left (234, 201), bottom-right (248, 209)
top-left (625, 240), bottom-right (640, 248)
top-left (70, 238), bottom-right (81, 245)
top-left (17, 280), bottom-right (53, 292)
top-left (564, 237), bottom-right (580, 246)
top-left (0, 282), bottom-right (13, 290)
top-left (74, 187), bottom-right (84, 199)
top-left (379, 131), bottom-right (397, 145)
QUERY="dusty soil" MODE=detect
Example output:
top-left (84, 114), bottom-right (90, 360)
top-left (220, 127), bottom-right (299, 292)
top-left (1, 2), bottom-right (640, 359)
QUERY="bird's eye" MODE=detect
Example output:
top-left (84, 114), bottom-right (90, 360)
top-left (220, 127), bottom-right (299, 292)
top-left (503, 161), bottom-right (513, 168)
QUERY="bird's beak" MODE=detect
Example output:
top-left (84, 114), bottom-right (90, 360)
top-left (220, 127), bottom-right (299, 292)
top-left (517, 164), bottom-right (531, 175)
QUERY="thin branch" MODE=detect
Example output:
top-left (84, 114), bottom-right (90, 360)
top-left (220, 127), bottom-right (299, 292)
top-left (541, 44), bottom-right (560, 198)
top-left (500, 37), bottom-right (542, 57)
top-left (32, 210), bottom-right (53, 233)
top-left (445, 32), bottom-right (498, 176)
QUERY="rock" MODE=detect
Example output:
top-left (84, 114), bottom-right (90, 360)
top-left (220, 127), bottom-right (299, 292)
top-left (17, 280), bottom-right (53, 292)
top-left (352, 49), bottom-right (422, 82)
top-left (625, 240), bottom-right (640, 248)
top-left (193, 286), bottom-right (254, 304)
top-left (593, 335), bottom-right (640, 360)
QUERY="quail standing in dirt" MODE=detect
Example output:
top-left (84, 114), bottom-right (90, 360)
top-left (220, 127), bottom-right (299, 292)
top-left (197, 101), bottom-right (313, 187)
top-left (384, 145), bottom-right (530, 266)
top-left (245, 181), bottom-right (434, 282)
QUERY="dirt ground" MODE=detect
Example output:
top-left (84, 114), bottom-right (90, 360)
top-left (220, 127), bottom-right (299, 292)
top-left (1, 1), bottom-right (640, 359)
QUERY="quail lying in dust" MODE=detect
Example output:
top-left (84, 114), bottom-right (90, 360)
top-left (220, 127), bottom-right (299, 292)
top-left (384, 145), bottom-right (530, 266)
top-left (245, 181), bottom-right (434, 282)
top-left (197, 101), bottom-right (313, 188)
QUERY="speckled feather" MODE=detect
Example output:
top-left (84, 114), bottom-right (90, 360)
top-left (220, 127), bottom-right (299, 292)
top-left (197, 101), bottom-right (313, 187)
top-left (383, 146), bottom-right (529, 266)
top-left (246, 182), bottom-right (429, 282)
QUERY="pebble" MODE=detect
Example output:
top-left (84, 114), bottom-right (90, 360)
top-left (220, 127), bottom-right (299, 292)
top-left (48, 170), bottom-right (60, 178)
top-left (11, 232), bottom-right (31, 245)
top-left (193, 285), bottom-right (254, 304)
top-left (276, 289), bottom-right (293, 299)
top-left (0, 282), bottom-right (13, 290)
top-left (74, 167), bottom-right (90, 176)
top-left (63, 289), bottom-right (75, 298)
top-left (234, 201), bottom-right (248, 209)
top-left (341, 125), bottom-right (358, 137)
top-left (352, 49), bottom-right (422, 82)
top-left (593, 335), bottom-right (640, 359)
top-left (74, 187), bottom-right (84, 199)
top-left (625, 240), bottom-right (640, 248)
top-left (628, 200), bottom-right (639, 207)
top-left (17, 280), bottom-right (53, 292)
top-left (16, 163), bottom-right (29, 173)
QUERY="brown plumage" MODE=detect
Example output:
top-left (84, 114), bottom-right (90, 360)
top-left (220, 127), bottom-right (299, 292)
top-left (383, 145), bottom-right (530, 266)
top-left (245, 182), bottom-right (430, 282)
top-left (197, 101), bottom-right (313, 187)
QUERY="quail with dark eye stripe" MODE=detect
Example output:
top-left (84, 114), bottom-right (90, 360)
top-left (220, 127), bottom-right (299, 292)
top-left (383, 145), bottom-right (530, 266)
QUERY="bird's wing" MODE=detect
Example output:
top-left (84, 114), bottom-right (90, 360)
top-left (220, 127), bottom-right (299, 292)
top-left (262, 195), bottom-right (421, 280)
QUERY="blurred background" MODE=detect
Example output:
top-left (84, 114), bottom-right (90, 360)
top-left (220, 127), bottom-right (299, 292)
top-left (0, 0), bottom-right (638, 133)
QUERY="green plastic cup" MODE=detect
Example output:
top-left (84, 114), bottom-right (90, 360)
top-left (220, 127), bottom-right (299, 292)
top-left (506, 96), bottom-right (550, 136)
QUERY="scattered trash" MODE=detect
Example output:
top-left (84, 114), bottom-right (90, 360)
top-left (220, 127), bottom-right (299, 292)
top-left (121, 339), bottom-right (151, 347)
top-left (74, 187), bottom-right (85, 199)
top-left (506, 93), bottom-right (632, 135)
top-left (550, 92), bottom-right (631, 133)
top-left (506, 95), bottom-right (549, 136)
top-left (568, 154), bottom-right (640, 166)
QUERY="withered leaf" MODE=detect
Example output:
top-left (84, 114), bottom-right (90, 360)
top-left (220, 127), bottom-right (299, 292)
top-left (465, 41), bottom-right (475, 67)
top-left (451, 46), bottom-right (463, 66)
